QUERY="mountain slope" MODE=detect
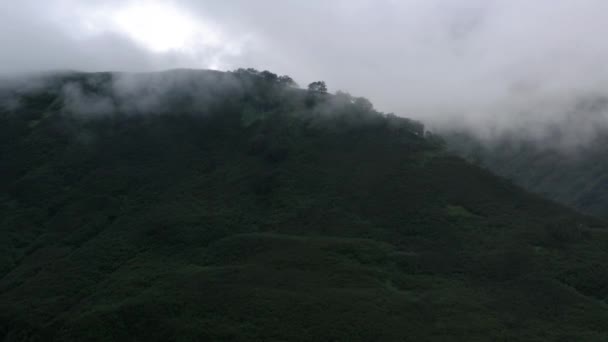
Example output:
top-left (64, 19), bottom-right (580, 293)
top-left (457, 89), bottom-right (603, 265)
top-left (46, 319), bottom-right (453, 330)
top-left (446, 131), bottom-right (608, 218)
top-left (1, 70), bottom-right (608, 341)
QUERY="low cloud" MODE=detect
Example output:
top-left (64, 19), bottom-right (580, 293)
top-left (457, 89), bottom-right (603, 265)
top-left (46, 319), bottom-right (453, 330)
top-left (3, 0), bottom-right (608, 147)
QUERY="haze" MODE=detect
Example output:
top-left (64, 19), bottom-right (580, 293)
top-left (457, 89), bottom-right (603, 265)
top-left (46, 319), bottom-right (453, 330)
top-left (2, 0), bottom-right (608, 145)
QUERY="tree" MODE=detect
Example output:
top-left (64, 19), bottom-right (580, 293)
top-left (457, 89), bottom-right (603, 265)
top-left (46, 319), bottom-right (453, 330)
top-left (307, 81), bottom-right (327, 93)
top-left (233, 68), bottom-right (259, 76)
top-left (353, 97), bottom-right (373, 112)
top-left (278, 75), bottom-right (298, 88)
top-left (260, 70), bottom-right (278, 82)
top-left (334, 91), bottom-right (353, 104)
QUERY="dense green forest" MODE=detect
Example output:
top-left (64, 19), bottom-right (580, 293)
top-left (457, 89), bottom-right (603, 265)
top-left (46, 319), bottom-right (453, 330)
top-left (446, 130), bottom-right (608, 218)
top-left (2, 69), bottom-right (608, 341)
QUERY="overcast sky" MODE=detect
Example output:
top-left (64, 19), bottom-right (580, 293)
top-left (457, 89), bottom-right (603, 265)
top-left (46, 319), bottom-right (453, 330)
top-left (2, 0), bottom-right (608, 142)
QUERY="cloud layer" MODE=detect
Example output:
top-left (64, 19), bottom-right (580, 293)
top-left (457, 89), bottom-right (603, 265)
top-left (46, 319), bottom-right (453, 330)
top-left (3, 0), bottom-right (608, 144)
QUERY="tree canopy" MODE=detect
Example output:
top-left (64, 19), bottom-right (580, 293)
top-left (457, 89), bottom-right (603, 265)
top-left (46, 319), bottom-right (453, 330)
top-left (307, 81), bottom-right (327, 93)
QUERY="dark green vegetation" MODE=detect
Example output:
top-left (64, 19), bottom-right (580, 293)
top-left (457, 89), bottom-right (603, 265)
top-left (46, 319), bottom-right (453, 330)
top-left (447, 131), bottom-right (608, 218)
top-left (2, 69), bottom-right (608, 341)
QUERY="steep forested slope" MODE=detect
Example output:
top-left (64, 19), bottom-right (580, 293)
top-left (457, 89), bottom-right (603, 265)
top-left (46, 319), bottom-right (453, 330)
top-left (446, 131), bottom-right (608, 218)
top-left (1, 70), bottom-right (608, 341)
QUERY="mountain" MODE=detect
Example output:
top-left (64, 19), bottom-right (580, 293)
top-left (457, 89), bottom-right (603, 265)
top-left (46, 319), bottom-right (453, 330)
top-left (445, 128), bottom-right (608, 218)
top-left (2, 69), bottom-right (608, 341)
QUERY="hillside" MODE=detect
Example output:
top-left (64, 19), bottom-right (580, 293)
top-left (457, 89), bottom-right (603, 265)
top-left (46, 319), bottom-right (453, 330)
top-left (446, 130), bottom-right (608, 218)
top-left (2, 69), bottom-right (608, 341)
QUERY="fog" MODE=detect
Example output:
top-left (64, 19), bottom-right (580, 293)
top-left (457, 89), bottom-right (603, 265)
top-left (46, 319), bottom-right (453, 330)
top-left (2, 0), bottom-right (608, 146)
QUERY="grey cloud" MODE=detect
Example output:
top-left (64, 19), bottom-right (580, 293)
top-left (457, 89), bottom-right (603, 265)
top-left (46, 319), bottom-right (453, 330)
top-left (2, 0), bottom-right (608, 147)
top-left (61, 81), bottom-right (116, 116)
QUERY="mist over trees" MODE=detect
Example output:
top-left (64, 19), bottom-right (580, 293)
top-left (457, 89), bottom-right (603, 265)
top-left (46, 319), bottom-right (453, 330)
top-left (0, 68), bottom-right (429, 139)
top-left (446, 128), bottom-right (608, 218)
top-left (6, 0), bottom-right (608, 147)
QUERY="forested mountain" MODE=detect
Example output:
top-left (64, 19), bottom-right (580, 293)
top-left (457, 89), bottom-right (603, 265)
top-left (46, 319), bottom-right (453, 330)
top-left (446, 128), bottom-right (608, 218)
top-left (2, 69), bottom-right (608, 341)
